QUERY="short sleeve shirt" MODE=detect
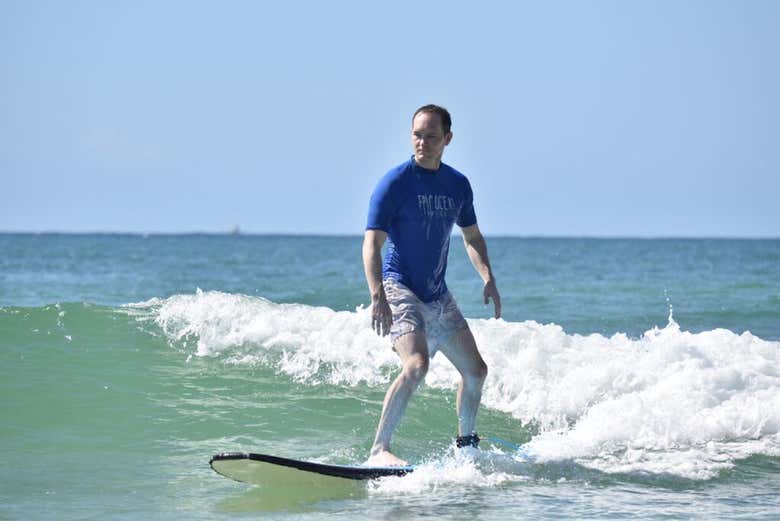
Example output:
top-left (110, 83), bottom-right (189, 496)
top-left (366, 157), bottom-right (477, 302)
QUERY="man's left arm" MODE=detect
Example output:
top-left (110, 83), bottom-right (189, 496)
top-left (461, 223), bottom-right (502, 319)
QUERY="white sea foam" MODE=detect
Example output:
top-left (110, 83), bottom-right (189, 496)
top-left (367, 448), bottom-right (523, 495)
top-left (142, 289), bottom-right (398, 386)
top-left (139, 290), bottom-right (780, 480)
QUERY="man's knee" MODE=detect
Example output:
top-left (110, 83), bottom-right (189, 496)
top-left (461, 357), bottom-right (487, 386)
top-left (451, 329), bottom-right (488, 383)
top-left (475, 359), bottom-right (488, 381)
top-left (469, 358), bottom-right (487, 383)
top-left (402, 354), bottom-right (429, 384)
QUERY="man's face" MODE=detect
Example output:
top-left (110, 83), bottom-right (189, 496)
top-left (411, 112), bottom-right (452, 169)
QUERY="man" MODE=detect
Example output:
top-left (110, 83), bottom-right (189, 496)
top-left (363, 104), bottom-right (501, 466)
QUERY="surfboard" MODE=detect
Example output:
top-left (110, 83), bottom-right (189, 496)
top-left (210, 452), bottom-right (414, 485)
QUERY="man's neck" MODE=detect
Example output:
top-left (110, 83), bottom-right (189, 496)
top-left (414, 157), bottom-right (441, 171)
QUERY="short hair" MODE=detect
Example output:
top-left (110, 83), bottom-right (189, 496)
top-left (413, 104), bottom-right (452, 134)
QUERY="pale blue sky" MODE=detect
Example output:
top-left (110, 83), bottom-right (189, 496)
top-left (2, 1), bottom-right (778, 237)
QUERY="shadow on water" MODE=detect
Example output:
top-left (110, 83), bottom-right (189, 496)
top-left (211, 449), bottom-right (740, 514)
top-left (214, 474), bottom-right (367, 513)
top-left (215, 481), bottom-right (367, 513)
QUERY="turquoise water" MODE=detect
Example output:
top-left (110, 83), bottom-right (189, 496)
top-left (1, 234), bottom-right (779, 519)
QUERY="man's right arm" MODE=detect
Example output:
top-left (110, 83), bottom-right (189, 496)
top-left (363, 229), bottom-right (392, 336)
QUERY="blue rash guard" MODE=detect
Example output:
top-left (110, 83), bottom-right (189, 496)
top-left (366, 156), bottom-right (477, 302)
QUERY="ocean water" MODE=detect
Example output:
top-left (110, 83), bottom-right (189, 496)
top-left (1, 234), bottom-right (779, 520)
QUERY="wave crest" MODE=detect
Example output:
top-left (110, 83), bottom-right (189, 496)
top-left (132, 290), bottom-right (780, 479)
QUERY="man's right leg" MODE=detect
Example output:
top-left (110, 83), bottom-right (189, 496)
top-left (366, 332), bottom-right (429, 466)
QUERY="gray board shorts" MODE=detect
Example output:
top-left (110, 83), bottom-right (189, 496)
top-left (383, 278), bottom-right (469, 358)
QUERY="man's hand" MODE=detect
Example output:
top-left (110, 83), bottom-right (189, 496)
top-left (483, 278), bottom-right (502, 319)
top-left (461, 224), bottom-right (501, 319)
top-left (363, 230), bottom-right (392, 336)
top-left (371, 292), bottom-right (393, 336)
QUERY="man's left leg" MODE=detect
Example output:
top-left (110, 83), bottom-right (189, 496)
top-left (441, 326), bottom-right (488, 438)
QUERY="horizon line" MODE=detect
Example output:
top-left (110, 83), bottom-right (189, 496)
top-left (1, 230), bottom-right (778, 240)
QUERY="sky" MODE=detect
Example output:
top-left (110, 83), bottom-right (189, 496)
top-left (1, 0), bottom-right (778, 237)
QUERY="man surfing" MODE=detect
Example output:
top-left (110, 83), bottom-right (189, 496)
top-left (363, 104), bottom-right (501, 466)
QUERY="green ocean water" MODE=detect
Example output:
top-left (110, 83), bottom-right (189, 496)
top-left (1, 234), bottom-right (779, 519)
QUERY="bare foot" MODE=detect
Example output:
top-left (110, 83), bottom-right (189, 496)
top-left (365, 449), bottom-right (409, 467)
